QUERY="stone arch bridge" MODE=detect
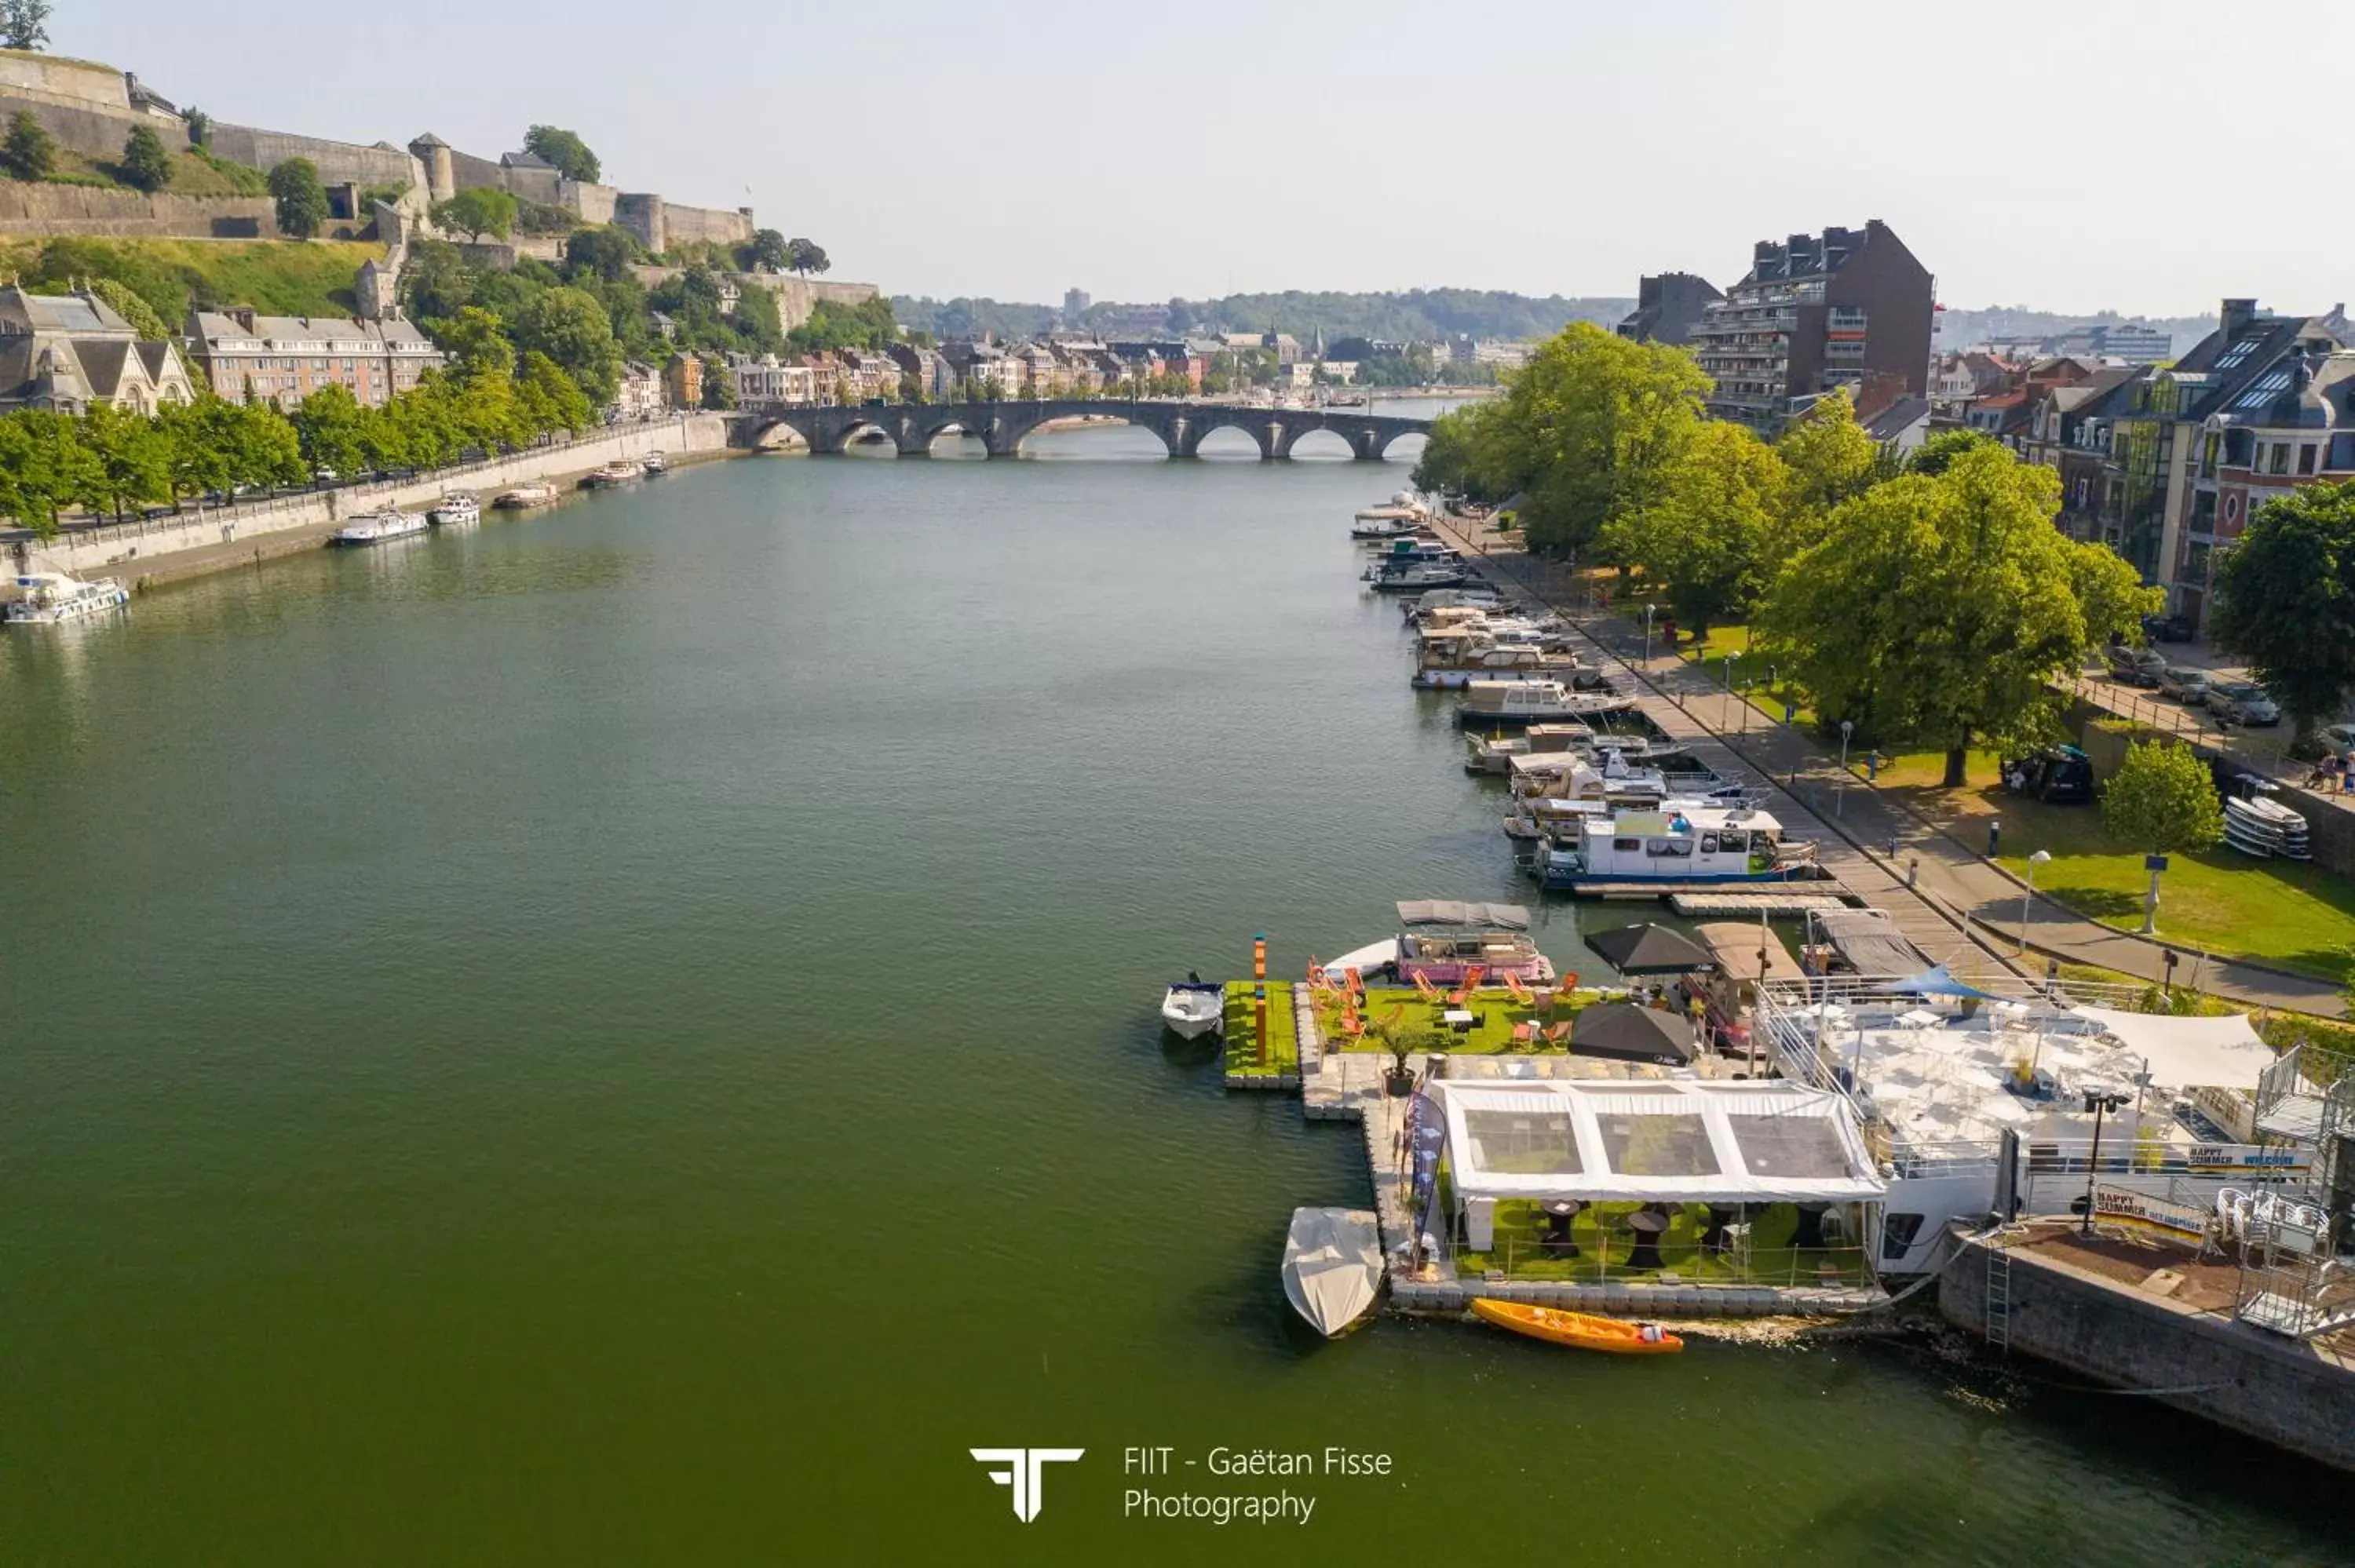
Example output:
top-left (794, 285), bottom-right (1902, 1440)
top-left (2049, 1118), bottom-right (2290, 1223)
top-left (730, 399), bottom-right (1433, 460)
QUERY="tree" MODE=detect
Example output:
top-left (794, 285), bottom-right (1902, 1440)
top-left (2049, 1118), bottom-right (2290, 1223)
top-left (184, 107), bottom-right (211, 150)
top-left (521, 125), bottom-right (599, 184)
top-left (699, 357), bottom-right (735, 410)
top-left (1758, 443), bottom-right (2156, 786)
top-left (1605, 420), bottom-right (1790, 639)
top-left (267, 159), bottom-right (329, 239)
top-left (291, 385), bottom-right (367, 477)
top-left (120, 124), bottom-right (173, 192)
top-left (2, 108), bottom-right (56, 182)
top-left (89, 277), bottom-right (169, 340)
top-left (784, 237), bottom-right (830, 277)
top-left (78, 399), bottom-right (173, 520)
top-left (1773, 390), bottom-right (1879, 564)
top-left (2209, 480), bottom-right (2355, 738)
top-left (439, 305), bottom-right (517, 384)
top-left (743, 228), bottom-right (789, 273)
top-left (0, 408), bottom-right (100, 538)
top-left (514, 286), bottom-right (622, 406)
top-left (1908, 428), bottom-right (1996, 477)
top-left (1, 0), bottom-right (49, 51)
top-left (432, 187), bottom-right (517, 242)
top-left (2101, 741), bottom-right (2225, 934)
top-left (517, 349), bottom-right (593, 433)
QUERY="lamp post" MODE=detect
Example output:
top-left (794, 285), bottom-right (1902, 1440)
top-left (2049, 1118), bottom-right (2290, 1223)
top-left (2078, 1088), bottom-right (2130, 1237)
top-left (1837, 718), bottom-right (1853, 816)
top-left (1643, 603), bottom-right (1656, 667)
top-left (2020, 848), bottom-right (2051, 957)
top-left (1725, 655), bottom-right (1738, 732)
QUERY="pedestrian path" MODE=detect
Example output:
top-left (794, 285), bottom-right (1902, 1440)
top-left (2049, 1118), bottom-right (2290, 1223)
top-left (1426, 516), bottom-right (2346, 1018)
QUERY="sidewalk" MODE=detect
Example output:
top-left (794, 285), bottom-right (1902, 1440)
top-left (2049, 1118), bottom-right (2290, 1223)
top-left (1427, 516), bottom-right (2347, 1018)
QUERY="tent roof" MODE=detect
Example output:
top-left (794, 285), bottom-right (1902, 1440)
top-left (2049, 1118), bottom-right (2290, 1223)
top-left (1880, 963), bottom-right (1999, 999)
top-left (1570, 1002), bottom-right (1698, 1063)
top-left (1586, 923), bottom-right (1718, 975)
top-left (1436, 1079), bottom-right (1885, 1204)
top-left (1397, 899), bottom-right (1530, 931)
top-left (2073, 1005), bottom-right (2275, 1089)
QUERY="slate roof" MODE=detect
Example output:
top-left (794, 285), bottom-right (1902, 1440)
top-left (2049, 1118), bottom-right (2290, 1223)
top-left (1862, 395), bottom-right (1930, 443)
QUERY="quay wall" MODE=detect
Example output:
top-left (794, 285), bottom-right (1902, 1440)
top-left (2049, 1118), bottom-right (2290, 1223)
top-left (1939, 1231), bottom-right (2355, 1473)
top-left (13, 414), bottom-right (728, 587)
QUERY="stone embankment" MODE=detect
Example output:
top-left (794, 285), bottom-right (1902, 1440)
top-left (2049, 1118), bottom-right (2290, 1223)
top-left (11, 412), bottom-right (729, 590)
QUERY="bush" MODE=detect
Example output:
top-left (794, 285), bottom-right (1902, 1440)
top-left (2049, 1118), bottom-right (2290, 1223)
top-left (120, 125), bottom-right (173, 192)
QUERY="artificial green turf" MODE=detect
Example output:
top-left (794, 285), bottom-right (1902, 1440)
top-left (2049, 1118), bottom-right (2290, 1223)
top-left (1453, 1199), bottom-right (1872, 1288)
top-left (1222, 981), bottom-right (1298, 1076)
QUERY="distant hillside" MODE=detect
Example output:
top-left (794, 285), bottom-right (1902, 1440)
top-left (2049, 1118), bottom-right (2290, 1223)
top-left (893, 289), bottom-right (1634, 344)
top-left (1937, 304), bottom-right (2215, 358)
top-left (0, 236), bottom-right (382, 326)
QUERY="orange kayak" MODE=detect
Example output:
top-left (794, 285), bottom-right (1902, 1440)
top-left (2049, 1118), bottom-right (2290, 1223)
top-left (1470, 1298), bottom-right (1684, 1355)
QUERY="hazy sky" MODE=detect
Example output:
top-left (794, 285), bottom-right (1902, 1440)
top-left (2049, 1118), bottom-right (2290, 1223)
top-left (63, 1), bottom-right (2354, 316)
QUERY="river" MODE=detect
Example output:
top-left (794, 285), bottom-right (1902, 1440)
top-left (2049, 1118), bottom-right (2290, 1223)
top-left (2, 424), bottom-right (2341, 1564)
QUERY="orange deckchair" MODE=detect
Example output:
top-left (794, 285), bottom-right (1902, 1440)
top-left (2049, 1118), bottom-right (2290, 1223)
top-left (1411, 972), bottom-right (1442, 1003)
top-left (1541, 1020), bottom-right (1572, 1049)
top-left (1503, 972), bottom-right (1535, 1005)
top-left (1447, 965), bottom-right (1488, 1008)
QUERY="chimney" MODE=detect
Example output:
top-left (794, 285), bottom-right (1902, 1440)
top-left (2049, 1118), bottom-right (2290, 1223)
top-left (232, 307), bottom-right (257, 333)
top-left (2220, 297), bottom-right (2258, 338)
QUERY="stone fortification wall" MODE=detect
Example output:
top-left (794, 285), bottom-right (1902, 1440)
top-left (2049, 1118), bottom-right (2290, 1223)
top-left (455, 236), bottom-right (565, 272)
top-left (0, 51), bottom-right (132, 111)
top-left (210, 123), bottom-right (422, 195)
top-left (0, 184), bottom-right (276, 239)
top-left (749, 275), bottom-right (880, 330)
top-left (445, 148), bottom-right (505, 192)
top-left (0, 91), bottom-right (155, 159)
top-left (562, 179), bottom-right (618, 227)
top-left (661, 201), bottom-right (754, 250)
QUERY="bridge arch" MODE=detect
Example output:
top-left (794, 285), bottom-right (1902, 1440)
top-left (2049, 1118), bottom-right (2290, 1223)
top-left (1007, 407), bottom-right (1174, 459)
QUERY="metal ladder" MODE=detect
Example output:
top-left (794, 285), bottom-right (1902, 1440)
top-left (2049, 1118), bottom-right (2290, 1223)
top-left (1984, 1245), bottom-right (2013, 1352)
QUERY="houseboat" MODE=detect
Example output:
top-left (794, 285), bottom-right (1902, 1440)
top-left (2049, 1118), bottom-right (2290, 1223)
top-left (493, 482), bottom-right (560, 510)
top-left (1411, 633), bottom-right (1587, 690)
top-left (4, 571), bottom-right (130, 625)
top-left (1526, 802), bottom-right (1815, 891)
top-left (1502, 755), bottom-right (1682, 840)
top-left (429, 492), bottom-right (480, 527)
top-left (330, 510), bottom-right (429, 546)
top-left (583, 461), bottom-right (644, 488)
top-left (1455, 680), bottom-right (1627, 728)
top-left (1391, 899), bottom-right (1555, 986)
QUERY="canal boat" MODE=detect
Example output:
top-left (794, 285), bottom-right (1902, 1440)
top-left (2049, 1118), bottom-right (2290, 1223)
top-left (1282, 1208), bottom-right (1383, 1338)
top-left (493, 482), bottom-right (560, 509)
top-left (330, 510), bottom-right (429, 546)
top-left (429, 492), bottom-right (480, 527)
top-left (583, 461), bottom-right (644, 488)
top-left (1526, 803), bottom-right (1815, 892)
top-left (1455, 680), bottom-right (1627, 728)
top-left (1393, 899), bottom-right (1554, 987)
top-left (1159, 980), bottom-right (1225, 1040)
top-left (1469, 1300), bottom-right (1683, 1355)
top-left (641, 450), bottom-right (670, 476)
top-left (4, 571), bottom-right (130, 625)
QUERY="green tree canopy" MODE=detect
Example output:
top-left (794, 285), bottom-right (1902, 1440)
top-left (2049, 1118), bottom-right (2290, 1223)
top-left (2208, 479), bottom-right (2355, 736)
top-left (89, 277), bottom-right (170, 340)
top-left (1604, 420), bottom-right (1789, 638)
top-left (514, 286), bottom-right (622, 406)
top-left (785, 237), bottom-right (830, 277)
top-left (440, 305), bottom-right (517, 384)
top-left (0, 408), bottom-right (99, 538)
top-left (291, 384), bottom-right (367, 476)
top-left (1773, 390), bottom-right (1882, 564)
top-left (1, 0), bottom-right (50, 51)
top-left (522, 125), bottom-right (599, 184)
top-left (2, 108), bottom-right (57, 181)
top-left (433, 187), bottom-right (518, 242)
top-left (1908, 428), bottom-right (1997, 477)
top-left (2101, 739), bottom-right (2225, 934)
top-left (564, 224), bottom-right (639, 283)
top-left (1758, 443), bottom-right (2157, 786)
top-left (743, 228), bottom-right (790, 272)
top-left (183, 107), bottom-right (211, 150)
top-left (517, 349), bottom-right (593, 433)
top-left (78, 399), bottom-right (173, 520)
top-left (267, 159), bottom-right (329, 239)
top-left (120, 124), bottom-right (173, 192)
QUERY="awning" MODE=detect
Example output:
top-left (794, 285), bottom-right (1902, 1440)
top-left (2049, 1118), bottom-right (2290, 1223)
top-left (1879, 964), bottom-right (1999, 1000)
top-left (1585, 923), bottom-right (1718, 975)
top-left (1436, 1079), bottom-right (1885, 1205)
top-left (1569, 1003), bottom-right (1698, 1064)
top-left (2072, 1005), bottom-right (2275, 1090)
top-left (1397, 899), bottom-right (1530, 931)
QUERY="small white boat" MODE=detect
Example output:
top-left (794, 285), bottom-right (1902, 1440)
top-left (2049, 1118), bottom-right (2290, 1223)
top-left (429, 492), bottom-right (480, 527)
top-left (583, 461), bottom-right (644, 488)
top-left (1367, 561), bottom-right (1470, 593)
top-left (4, 571), bottom-right (129, 624)
top-left (641, 450), bottom-right (670, 476)
top-left (494, 482), bottom-right (559, 510)
top-left (330, 510), bottom-right (429, 546)
top-left (1160, 980), bottom-right (1225, 1039)
top-left (1282, 1208), bottom-right (1383, 1338)
top-left (1456, 679), bottom-right (1628, 728)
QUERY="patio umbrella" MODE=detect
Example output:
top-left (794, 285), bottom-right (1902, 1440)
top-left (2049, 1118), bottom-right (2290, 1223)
top-left (1583, 923), bottom-right (1718, 976)
top-left (1568, 1003), bottom-right (1699, 1065)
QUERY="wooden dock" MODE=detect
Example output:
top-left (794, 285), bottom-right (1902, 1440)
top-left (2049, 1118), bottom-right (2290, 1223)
top-left (1669, 888), bottom-right (1854, 917)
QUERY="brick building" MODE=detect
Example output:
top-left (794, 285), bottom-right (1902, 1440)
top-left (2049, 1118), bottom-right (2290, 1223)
top-left (184, 310), bottom-right (444, 409)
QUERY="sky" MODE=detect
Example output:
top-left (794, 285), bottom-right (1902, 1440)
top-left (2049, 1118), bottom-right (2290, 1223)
top-left (59, 0), bottom-right (2355, 317)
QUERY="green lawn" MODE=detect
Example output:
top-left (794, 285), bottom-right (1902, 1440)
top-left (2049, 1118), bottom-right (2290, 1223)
top-left (1672, 623), bottom-right (1816, 727)
top-left (1223, 981), bottom-right (1298, 1077)
top-left (1316, 986), bottom-right (1602, 1055)
top-left (1881, 752), bottom-right (2355, 980)
top-left (1455, 1199), bottom-right (1872, 1288)
top-left (0, 237), bottom-right (382, 324)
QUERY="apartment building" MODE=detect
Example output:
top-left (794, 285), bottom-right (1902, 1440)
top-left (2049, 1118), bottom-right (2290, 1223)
top-left (185, 310), bottom-right (444, 409)
top-left (1616, 272), bottom-right (1723, 347)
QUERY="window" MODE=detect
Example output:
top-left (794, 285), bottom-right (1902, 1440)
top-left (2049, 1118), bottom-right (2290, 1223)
top-left (1881, 1212), bottom-right (1926, 1259)
top-left (2269, 443), bottom-right (2291, 476)
top-left (2214, 336), bottom-right (2262, 370)
top-left (2232, 368), bottom-right (2291, 409)
top-left (1645, 838), bottom-right (1693, 859)
top-left (2299, 444), bottom-right (2317, 476)
top-left (1612, 837), bottom-right (1641, 852)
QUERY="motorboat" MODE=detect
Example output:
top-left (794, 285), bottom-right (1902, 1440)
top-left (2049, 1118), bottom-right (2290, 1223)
top-left (1350, 514), bottom-right (1426, 541)
top-left (641, 450), bottom-right (670, 476)
top-left (1411, 633), bottom-right (1588, 690)
top-left (1282, 1208), bottom-right (1383, 1338)
top-left (1469, 1300), bottom-right (1682, 1355)
top-left (330, 509), bottom-right (429, 546)
top-left (4, 571), bottom-right (129, 624)
top-left (493, 482), bottom-right (559, 509)
top-left (583, 461), bottom-right (644, 488)
top-left (1366, 561), bottom-right (1470, 593)
top-left (1502, 754), bottom-right (1683, 840)
top-left (1456, 680), bottom-right (1628, 728)
top-left (1404, 587), bottom-right (1504, 622)
top-left (429, 491), bottom-right (480, 526)
top-left (1393, 899), bottom-right (1554, 986)
top-left (1466, 722), bottom-right (1597, 774)
top-left (1159, 980), bottom-right (1225, 1039)
top-left (1525, 802), bottom-right (1815, 892)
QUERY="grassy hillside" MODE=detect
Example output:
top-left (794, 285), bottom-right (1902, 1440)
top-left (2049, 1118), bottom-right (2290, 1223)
top-left (34, 146), bottom-right (272, 198)
top-left (0, 236), bottom-right (380, 325)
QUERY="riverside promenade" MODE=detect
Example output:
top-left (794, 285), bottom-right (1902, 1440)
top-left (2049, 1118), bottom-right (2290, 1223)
top-left (1425, 512), bottom-right (2346, 1018)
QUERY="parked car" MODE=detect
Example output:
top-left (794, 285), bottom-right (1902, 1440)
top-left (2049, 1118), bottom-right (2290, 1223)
top-left (2207, 680), bottom-right (2281, 725)
top-left (2002, 745), bottom-right (2095, 804)
top-left (2141, 612), bottom-right (2197, 643)
top-left (2156, 666), bottom-right (2211, 703)
top-left (2105, 645), bottom-right (2168, 686)
top-left (2320, 722), bottom-right (2355, 753)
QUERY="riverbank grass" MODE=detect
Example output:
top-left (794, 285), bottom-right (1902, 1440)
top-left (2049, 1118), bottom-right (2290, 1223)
top-left (1223, 981), bottom-right (1298, 1077)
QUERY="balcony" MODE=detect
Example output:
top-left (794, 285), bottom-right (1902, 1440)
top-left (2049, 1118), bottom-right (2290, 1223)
top-left (1692, 311), bottom-right (1798, 336)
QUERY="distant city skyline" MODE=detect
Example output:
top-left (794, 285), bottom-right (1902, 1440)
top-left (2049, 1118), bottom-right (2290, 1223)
top-left (60, 0), bottom-right (2355, 319)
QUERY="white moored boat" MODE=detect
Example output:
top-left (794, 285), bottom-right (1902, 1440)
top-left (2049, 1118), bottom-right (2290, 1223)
top-left (4, 571), bottom-right (130, 625)
top-left (1456, 679), bottom-right (1629, 728)
top-left (1281, 1207), bottom-right (1382, 1337)
top-left (583, 461), bottom-right (644, 488)
top-left (494, 482), bottom-right (559, 509)
top-left (1159, 980), bottom-right (1225, 1039)
top-left (641, 450), bottom-right (670, 476)
top-left (330, 510), bottom-right (429, 546)
top-left (429, 491), bottom-right (480, 527)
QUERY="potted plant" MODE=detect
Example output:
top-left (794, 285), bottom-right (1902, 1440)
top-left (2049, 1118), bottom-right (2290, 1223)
top-left (1382, 1024), bottom-right (1437, 1096)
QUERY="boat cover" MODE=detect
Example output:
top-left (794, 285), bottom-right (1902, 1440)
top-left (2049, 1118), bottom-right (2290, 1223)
top-left (1811, 910), bottom-right (1930, 977)
top-left (1435, 1079), bottom-right (1884, 1204)
top-left (2071, 1006), bottom-right (2273, 1089)
top-left (1397, 899), bottom-right (1530, 930)
top-left (1283, 1208), bottom-right (1382, 1336)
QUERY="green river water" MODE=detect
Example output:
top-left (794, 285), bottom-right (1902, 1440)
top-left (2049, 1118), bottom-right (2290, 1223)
top-left (2, 425), bottom-right (2342, 1564)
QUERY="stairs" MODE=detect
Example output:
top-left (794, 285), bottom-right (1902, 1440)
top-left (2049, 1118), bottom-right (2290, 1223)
top-left (1984, 1244), bottom-right (2014, 1352)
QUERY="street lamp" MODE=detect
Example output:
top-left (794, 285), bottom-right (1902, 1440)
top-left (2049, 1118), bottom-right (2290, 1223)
top-left (2020, 848), bottom-right (2052, 957)
top-left (2078, 1087), bottom-right (2131, 1237)
top-left (1836, 718), bottom-right (1854, 816)
top-left (1643, 603), bottom-right (1656, 666)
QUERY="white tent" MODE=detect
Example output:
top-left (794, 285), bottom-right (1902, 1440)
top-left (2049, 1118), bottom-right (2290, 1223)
top-left (1434, 1078), bottom-right (1886, 1205)
top-left (2072, 1006), bottom-right (2273, 1090)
